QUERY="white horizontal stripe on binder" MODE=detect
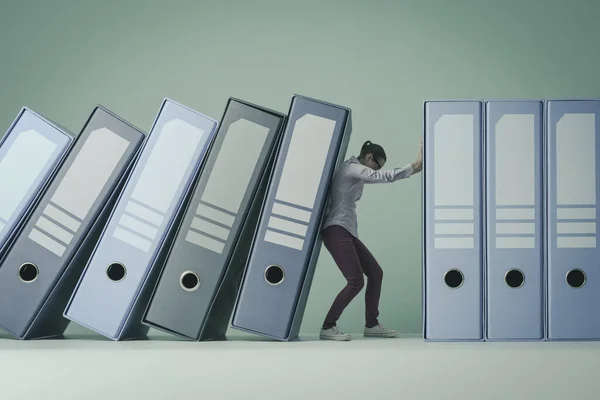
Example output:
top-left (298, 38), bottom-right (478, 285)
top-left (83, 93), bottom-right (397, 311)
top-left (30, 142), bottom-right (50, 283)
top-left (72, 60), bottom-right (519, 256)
top-left (556, 113), bottom-right (597, 249)
top-left (200, 118), bottom-right (268, 214)
top-left (495, 208), bottom-right (535, 220)
top-left (124, 202), bottom-right (163, 227)
top-left (433, 208), bottom-right (473, 221)
top-left (190, 217), bottom-right (230, 241)
top-left (116, 119), bottom-right (206, 252)
top-left (496, 237), bottom-right (535, 248)
top-left (434, 222), bottom-right (473, 235)
top-left (35, 216), bottom-right (74, 244)
top-left (557, 222), bottom-right (596, 234)
top-left (264, 230), bottom-right (304, 250)
top-left (0, 129), bottom-right (57, 222)
top-left (496, 222), bottom-right (535, 235)
top-left (185, 230), bottom-right (225, 254)
top-left (267, 216), bottom-right (308, 237)
top-left (557, 207), bottom-right (596, 220)
top-left (272, 202), bottom-right (311, 223)
top-left (29, 128), bottom-right (129, 256)
top-left (29, 228), bottom-right (66, 257)
top-left (195, 203), bottom-right (235, 227)
top-left (113, 227), bottom-right (152, 252)
top-left (118, 214), bottom-right (159, 240)
top-left (433, 113), bottom-right (474, 250)
top-left (434, 237), bottom-right (474, 249)
top-left (557, 236), bottom-right (596, 248)
top-left (43, 204), bottom-right (81, 232)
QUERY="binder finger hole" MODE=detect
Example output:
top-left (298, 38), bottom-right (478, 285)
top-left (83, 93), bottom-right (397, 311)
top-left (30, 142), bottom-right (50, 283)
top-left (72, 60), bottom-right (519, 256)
top-left (264, 265), bottom-right (285, 285)
top-left (106, 262), bottom-right (126, 282)
top-left (505, 269), bottom-right (525, 288)
top-left (443, 269), bottom-right (463, 289)
top-left (18, 263), bottom-right (38, 283)
top-left (566, 269), bottom-right (586, 288)
top-left (180, 271), bottom-right (200, 292)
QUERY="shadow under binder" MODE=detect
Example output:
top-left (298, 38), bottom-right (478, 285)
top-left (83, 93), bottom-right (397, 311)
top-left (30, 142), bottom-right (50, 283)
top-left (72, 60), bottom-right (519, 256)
top-left (0, 105), bottom-right (145, 340)
top-left (0, 107), bottom-right (74, 259)
top-left (230, 94), bottom-right (353, 341)
top-left (63, 98), bottom-right (218, 341)
top-left (141, 98), bottom-right (287, 341)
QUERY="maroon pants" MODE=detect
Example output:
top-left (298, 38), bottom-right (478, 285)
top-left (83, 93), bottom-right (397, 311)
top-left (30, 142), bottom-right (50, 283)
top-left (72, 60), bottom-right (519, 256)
top-left (321, 225), bottom-right (383, 329)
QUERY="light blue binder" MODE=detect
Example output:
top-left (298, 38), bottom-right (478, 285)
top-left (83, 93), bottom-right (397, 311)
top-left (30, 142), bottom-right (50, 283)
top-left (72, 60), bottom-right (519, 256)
top-left (63, 98), bottom-right (218, 340)
top-left (423, 100), bottom-right (484, 341)
top-left (230, 95), bottom-right (352, 341)
top-left (0, 107), bottom-right (73, 257)
top-left (546, 99), bottom-right (600, 340)
top-left (484, 100), bottom-right (545, 341)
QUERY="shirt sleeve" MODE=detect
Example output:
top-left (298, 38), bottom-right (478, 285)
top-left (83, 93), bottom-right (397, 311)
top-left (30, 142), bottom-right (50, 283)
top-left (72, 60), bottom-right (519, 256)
top-left (344, 162), bottom-right (414, 184)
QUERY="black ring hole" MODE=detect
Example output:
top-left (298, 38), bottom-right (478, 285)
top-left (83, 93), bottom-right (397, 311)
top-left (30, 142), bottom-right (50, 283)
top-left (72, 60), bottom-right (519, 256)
top-left (265, 265), bottom-right (284, 285)
top-left (505, 269), bottom-right (525, 288)
top-left (444, 269), bottom-right (464, 289)
top-left (106, 263), bottom-right (126, 282)
top-left (566, 269), bottom-right (586, 288)
top-left (18, 263), bottom-right (38, 283)
top-left (180, 271), bottom-right (200, 291)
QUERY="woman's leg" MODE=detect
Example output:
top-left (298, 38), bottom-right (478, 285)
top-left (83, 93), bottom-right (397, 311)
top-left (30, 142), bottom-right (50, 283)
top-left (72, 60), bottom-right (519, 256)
top-left (321, 225), bottom-right (365, 331)
top-left (352, 237), bottom-right (383, 328)
top-left (353, 237), bottom-right (398, 337)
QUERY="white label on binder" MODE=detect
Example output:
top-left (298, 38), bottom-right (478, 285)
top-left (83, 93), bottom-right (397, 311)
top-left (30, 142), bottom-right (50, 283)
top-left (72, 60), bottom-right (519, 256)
top-left (494, 113), bottom-right (536, 249)
top-left (433, 114), bottom-right (475, 249)
top-left (116, 118), bottom-right (205, 252)
top-left (556, 113), bottom-right (596, 248)
top-left (185, 118), bottom-right (268, 254)
top-left (0, 129), bottom-right (57, 227)
top-left (29, 128), bottom-right (129, 257)
top-left (265, 114), bottom-right (335, 250)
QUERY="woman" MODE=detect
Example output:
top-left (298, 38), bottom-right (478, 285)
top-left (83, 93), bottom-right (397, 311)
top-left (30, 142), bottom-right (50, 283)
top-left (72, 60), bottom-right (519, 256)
top-left (319, 139), bottom-right (423, 341)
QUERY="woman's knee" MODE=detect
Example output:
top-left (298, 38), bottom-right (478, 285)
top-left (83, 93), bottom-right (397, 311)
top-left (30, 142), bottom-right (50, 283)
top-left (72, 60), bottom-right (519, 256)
top-left (372, 266), bottom-right (383, 282)
top-left (347, 276), bottom-right (365, 292)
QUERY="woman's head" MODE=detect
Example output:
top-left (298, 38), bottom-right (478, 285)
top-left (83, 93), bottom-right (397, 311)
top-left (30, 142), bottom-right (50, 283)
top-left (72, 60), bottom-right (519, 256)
top-left (358, 140), bottom-right (386, 170)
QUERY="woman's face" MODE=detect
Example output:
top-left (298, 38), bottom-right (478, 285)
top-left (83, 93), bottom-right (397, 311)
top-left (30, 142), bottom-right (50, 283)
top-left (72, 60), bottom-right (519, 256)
top-left (365, 153), bottom-right (384, 170)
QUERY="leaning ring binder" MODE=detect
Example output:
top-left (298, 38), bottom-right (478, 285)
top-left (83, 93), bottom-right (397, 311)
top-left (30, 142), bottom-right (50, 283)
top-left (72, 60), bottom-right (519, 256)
top-left (231, 94), bottom-right (352, 341)
top-left (64, 98), bottom-right (218, 341)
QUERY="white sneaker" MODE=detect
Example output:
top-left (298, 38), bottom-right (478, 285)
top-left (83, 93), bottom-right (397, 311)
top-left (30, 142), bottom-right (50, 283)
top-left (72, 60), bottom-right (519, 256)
top-left (320, 326), bottom-right (351, 341)
top-left (364, 324), bottom-right (399, 338)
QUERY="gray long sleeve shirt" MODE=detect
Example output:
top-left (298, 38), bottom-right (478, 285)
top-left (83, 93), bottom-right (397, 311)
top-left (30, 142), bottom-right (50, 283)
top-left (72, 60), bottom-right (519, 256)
top-left (322, 156), bottom-right (413, 238)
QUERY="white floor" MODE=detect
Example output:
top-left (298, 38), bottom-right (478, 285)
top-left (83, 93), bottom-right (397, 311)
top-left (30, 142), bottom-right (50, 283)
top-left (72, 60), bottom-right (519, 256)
top-left (1, 332), bottom-right (600, 400)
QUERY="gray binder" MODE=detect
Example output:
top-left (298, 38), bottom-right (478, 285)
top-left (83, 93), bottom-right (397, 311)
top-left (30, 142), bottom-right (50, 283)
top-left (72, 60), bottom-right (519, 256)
top-left (142, 97), bottom-right (286, 340)
top-left (0, 106), bottom-right (145, 339)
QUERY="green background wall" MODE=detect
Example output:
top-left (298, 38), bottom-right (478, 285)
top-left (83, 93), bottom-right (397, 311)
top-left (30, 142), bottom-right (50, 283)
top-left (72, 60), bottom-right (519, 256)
top-left (1, 0), bottom-right (599, 337)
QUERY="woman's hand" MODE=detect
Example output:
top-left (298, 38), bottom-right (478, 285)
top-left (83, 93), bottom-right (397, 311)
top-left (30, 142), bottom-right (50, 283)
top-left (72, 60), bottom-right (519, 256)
top-left (411, 138), bottom-right (423, 174)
